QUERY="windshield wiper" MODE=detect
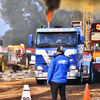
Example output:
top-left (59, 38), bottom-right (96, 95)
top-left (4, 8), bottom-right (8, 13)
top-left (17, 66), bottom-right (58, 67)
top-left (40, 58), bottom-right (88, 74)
top-left (37, 43), bottom-right (50, 48)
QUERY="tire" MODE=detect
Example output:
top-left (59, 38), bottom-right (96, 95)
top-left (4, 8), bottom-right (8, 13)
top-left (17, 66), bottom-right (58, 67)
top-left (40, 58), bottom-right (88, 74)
top-left (77, 69), bottom-right (83, 85)
top-left (89, 62), bottom-right (94, 84)
top-left (0, 56), bottom-right (5, 72)
top-left (20, 55), bottom-right (26, 65)
top-left (36, 79), bottom-right (44, 85)
top-left (26, 53), bottom-right (31, 65)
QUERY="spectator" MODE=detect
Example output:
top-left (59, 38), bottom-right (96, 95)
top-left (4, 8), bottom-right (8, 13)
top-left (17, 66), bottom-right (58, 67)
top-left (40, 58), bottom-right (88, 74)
top-left (67, 35), bottom-right (76, 43)
top-left (47, 46), bottom-right (70, 100)
top-left (40, 35), bottom-right (53, 44)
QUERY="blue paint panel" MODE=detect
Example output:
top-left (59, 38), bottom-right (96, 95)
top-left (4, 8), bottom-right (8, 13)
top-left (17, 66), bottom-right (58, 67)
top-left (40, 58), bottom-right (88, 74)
top-left (81, 36), bottom-right (85, 44)
top-left (69, 54), bottom-right (78, 64)
top-left (36, 55), bottom-right (46, 64)
top-left (43, 65), bottom-right (48, 72)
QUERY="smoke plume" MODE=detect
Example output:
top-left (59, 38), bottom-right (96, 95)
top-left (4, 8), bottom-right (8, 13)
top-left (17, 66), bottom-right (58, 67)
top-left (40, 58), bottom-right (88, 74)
top-left (43, 0), bottom-right (61, 14)
top-left (42, 0), bottom-right (100, 18)
top-left (60, 0), bottom-right (100, 11)
top-left (43, 0), bottom-right (100, 12)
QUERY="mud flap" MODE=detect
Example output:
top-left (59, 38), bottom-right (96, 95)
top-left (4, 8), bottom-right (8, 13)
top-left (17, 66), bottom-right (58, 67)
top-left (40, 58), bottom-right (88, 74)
top-left (77, 68), bottom-right (83, 85)
top-left (89, 62), bottom-right (94, 84)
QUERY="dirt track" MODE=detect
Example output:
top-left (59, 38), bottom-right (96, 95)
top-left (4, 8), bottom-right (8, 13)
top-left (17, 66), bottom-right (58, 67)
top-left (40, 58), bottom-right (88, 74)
top-left (0, 79), bottom-right (100, 100)
top-left (0, 68), bottom-right (100, 100)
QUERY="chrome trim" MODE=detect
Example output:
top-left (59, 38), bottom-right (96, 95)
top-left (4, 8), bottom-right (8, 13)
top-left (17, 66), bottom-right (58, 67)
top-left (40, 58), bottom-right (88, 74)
top-left (37, 78), bottom-right (47, 80)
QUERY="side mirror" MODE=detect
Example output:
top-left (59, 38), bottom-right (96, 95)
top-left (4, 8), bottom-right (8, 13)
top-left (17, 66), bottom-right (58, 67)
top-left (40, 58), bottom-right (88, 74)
top-left (29, 34), bottom-right (34, 47)
top-left (80, 36), bottom-right (84, 44)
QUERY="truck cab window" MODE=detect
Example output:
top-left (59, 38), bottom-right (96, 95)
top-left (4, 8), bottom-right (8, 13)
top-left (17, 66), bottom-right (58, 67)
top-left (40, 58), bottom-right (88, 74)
top-left (36, 32), bottom-right (77, 48)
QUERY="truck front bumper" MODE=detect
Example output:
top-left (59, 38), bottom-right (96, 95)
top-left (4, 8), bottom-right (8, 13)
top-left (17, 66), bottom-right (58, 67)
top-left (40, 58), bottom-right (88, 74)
top-left (35, 71), bottom-right (80, 80)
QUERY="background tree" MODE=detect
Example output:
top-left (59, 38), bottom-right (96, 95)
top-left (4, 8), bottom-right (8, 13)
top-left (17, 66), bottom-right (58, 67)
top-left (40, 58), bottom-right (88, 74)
top-left (0, 0), bottom-right (46, 47)
top-left (0, 0), bottom-right (83, 47)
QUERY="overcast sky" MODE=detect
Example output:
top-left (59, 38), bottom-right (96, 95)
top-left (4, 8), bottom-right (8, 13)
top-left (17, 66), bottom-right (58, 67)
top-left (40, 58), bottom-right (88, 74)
top-left (0, 18), bottom-right (11, 36)
top-left (0, 3), bottom-right (11, 36)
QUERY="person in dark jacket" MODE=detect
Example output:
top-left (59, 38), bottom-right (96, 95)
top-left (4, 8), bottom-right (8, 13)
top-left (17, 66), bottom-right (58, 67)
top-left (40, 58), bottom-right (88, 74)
top-left (47, 46), bottom-right (70, 100)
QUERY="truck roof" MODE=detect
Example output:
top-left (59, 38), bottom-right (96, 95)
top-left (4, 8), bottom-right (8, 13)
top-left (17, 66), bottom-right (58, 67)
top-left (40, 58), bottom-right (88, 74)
top-left (7, 45), bottom-right (21, 48)
top-left (37, 27), bottom-right (78, 33)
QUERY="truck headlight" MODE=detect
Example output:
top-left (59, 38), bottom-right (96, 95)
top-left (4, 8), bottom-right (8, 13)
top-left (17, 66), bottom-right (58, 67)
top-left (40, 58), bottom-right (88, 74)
top-left (37, 66), bottom-right (43, 70)
top-left (47, 59), bottom-right (51, 63)
top-left (70, 65), bottom-right (76, 69)
top-left (70, 59), bottom-right (73, 61)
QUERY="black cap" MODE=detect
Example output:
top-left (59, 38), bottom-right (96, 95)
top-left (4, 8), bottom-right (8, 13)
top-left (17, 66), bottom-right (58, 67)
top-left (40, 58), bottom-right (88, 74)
top-left (57, 46), bottom-right (64, 53)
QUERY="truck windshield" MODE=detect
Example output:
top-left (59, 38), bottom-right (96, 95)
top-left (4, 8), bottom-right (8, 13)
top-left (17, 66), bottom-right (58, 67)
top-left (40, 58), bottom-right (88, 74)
top-left (8, 48), bottom-right (14, 52)
top-left (36, 32), bottom-right (77, 48)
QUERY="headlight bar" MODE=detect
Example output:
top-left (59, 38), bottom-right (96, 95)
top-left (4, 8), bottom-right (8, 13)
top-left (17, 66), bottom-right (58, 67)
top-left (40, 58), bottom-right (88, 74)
top-left (37, 66), bottom-right (43, 70)
top-left (70, 65), bottom-right (76, 69)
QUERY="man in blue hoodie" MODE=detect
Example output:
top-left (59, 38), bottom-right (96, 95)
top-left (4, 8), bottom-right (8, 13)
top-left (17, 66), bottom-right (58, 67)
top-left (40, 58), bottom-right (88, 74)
top-left (47, 46), bottom-right (70, 100)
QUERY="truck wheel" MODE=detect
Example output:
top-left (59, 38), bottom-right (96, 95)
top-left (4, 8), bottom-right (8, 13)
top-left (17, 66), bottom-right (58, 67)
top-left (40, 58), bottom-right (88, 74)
top-left (89, 62), bottom-right (94, 84)
top-left (77, 69), bottom-right (83, 85)
top-left (36, 79), bottom-right (44, 85)
top-left (0, 56), bottom-right (5, 72)
top-left (20, 55), bottom-right (26, 65)
top-left (26, 53), bottom-right (31, 65)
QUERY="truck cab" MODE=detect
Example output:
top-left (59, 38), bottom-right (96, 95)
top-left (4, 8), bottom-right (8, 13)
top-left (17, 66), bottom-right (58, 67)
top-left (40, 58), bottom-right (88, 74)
top-left (29, 24), bottom-right (84, 84)
top-left (7, 44), bottom-right (29, 71)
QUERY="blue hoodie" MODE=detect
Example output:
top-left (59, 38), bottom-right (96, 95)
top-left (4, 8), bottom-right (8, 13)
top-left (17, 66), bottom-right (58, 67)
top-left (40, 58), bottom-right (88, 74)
top-left (47, 54), bottom-right (70, 84)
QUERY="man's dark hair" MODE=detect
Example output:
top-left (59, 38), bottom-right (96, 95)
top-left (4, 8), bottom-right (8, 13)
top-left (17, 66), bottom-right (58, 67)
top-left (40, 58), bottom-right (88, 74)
top-left (57, 46), bottom-right (64, 53)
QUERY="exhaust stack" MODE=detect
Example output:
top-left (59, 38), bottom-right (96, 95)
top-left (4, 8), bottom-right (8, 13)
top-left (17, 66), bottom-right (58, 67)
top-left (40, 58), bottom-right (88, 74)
top-left (48, 22), bottom-right (50, 28)
top-left (46, 10), bottom-right (52, 28)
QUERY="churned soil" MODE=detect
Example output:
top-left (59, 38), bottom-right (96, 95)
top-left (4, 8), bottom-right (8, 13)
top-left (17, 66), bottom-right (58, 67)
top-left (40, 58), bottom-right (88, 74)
top-left (0, 79), bottom-right (100, 100)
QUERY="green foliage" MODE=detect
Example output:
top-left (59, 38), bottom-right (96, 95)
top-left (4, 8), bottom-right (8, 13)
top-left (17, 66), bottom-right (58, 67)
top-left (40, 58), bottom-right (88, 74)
top-left (1, 0), bottom-right (46, 47)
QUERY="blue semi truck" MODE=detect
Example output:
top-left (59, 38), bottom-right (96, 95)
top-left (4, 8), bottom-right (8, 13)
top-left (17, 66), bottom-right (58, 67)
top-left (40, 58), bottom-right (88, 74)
top-left (29, 22), bottom-right (85, 84)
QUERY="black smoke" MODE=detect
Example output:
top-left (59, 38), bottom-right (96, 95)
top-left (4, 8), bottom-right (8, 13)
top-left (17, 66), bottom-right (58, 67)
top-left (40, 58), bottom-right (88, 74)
top-left (43, 0), bottom-right (61, 14)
